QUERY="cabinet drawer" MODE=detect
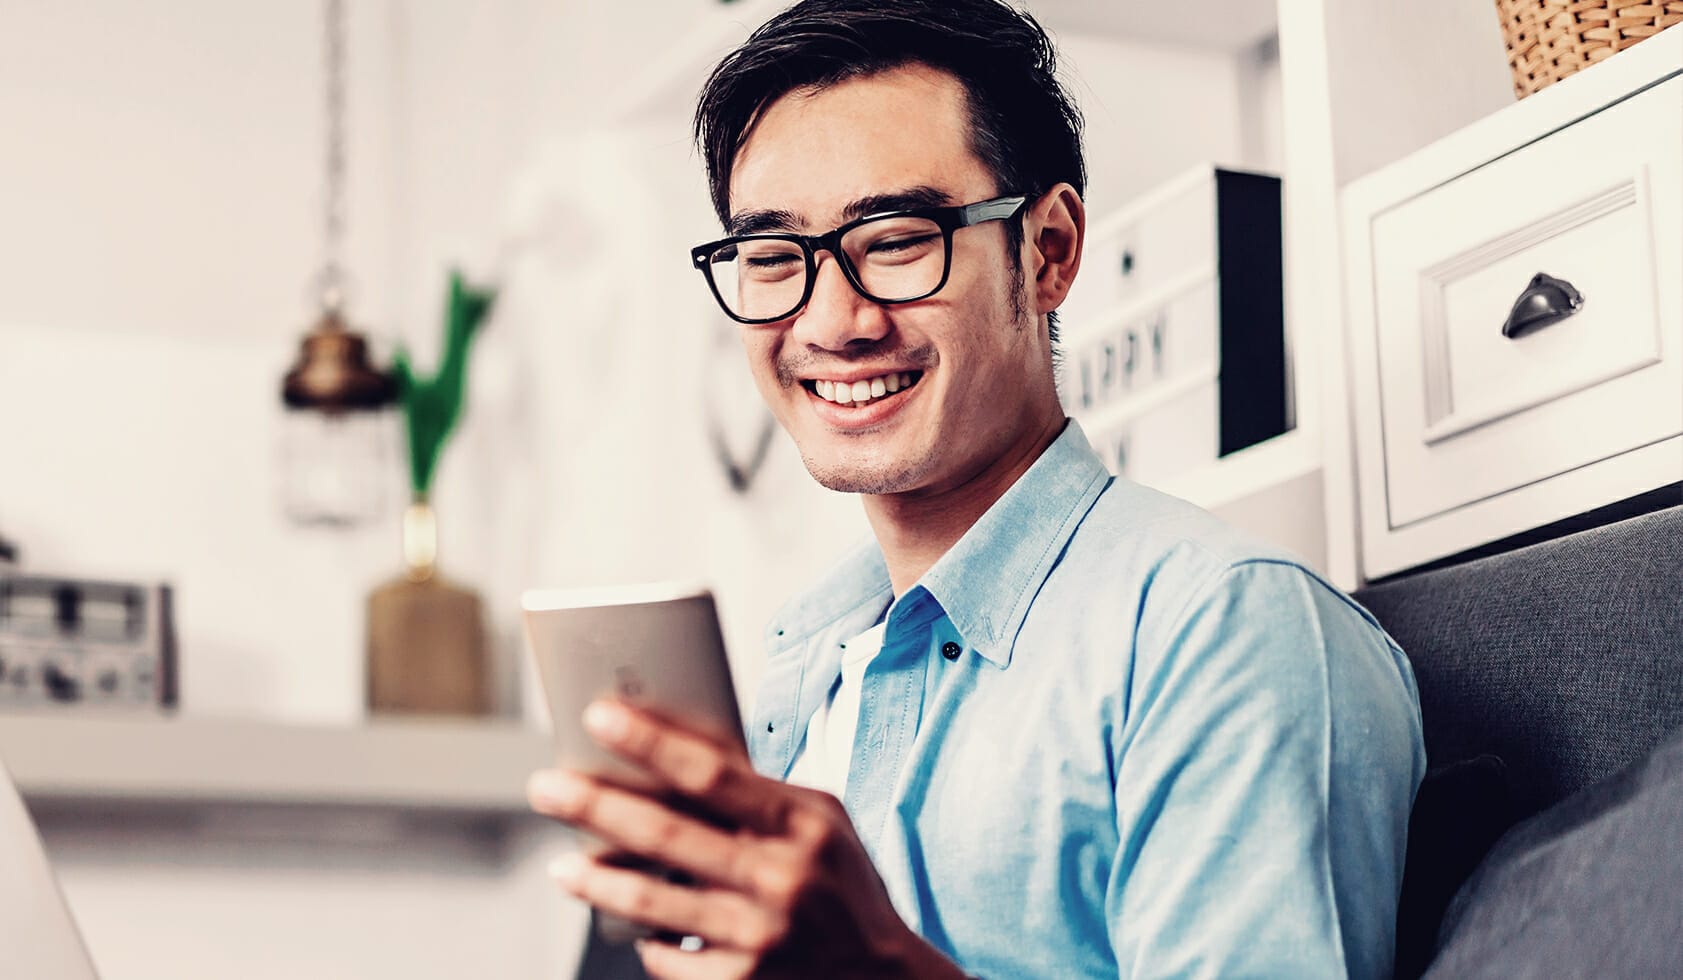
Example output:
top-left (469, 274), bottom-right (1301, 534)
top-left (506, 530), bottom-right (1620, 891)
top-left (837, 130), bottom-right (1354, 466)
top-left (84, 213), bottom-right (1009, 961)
top-left (1368, 74), bottom-right (1683, 529)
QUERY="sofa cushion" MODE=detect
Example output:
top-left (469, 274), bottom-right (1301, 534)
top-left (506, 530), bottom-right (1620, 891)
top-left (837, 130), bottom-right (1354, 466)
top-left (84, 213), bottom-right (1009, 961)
top-left (1355, 504), bottom-right (1683, 976)
top-left (1393, 754), bottom-right (1518, 980)
top-left (1423, 724), bottom-right (1683, 978)
top-left (1355, 505), bottom-right (1683, 818)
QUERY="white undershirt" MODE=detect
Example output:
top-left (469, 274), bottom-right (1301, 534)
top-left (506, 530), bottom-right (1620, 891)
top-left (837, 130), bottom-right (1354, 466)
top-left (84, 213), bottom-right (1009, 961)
top-left (784, 621), bottom-right (887, 799)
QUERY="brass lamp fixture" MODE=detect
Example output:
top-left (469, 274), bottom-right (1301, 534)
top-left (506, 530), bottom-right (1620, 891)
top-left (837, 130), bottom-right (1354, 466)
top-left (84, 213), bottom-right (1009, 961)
top-left (279, 0), bottom-right (396, 527)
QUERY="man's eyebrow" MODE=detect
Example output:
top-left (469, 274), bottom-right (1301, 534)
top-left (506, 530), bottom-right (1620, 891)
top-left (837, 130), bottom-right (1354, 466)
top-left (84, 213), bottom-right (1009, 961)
top-left (840, 186), bottom-right (952, 223)
top-left (728, 208), bottom-right (803, 236)
top-left (725, 186), bottom-right (955, 237)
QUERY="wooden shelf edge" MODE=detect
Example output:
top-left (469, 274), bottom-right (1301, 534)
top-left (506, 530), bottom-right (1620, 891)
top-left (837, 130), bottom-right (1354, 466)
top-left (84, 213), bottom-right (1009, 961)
top-left (0, 714), bottom-right (553, 820)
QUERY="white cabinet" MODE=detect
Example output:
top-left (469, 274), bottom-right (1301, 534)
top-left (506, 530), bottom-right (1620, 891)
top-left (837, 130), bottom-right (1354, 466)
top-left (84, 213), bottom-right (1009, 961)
top-left (1060, 165), bottom-right (1288, 483)
top-left (1342, 29), bottom-right (1683, 578)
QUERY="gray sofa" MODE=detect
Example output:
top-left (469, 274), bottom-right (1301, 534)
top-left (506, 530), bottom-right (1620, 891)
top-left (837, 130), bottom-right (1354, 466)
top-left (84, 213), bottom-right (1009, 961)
top-left (1356, 505), bottom-right (1683, 977)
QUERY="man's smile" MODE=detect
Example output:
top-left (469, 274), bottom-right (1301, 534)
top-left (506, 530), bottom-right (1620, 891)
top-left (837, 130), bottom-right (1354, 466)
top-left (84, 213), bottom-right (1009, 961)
top-left (797, 368), bottom-right (927, 430)
top-left (801, 370), bottom-right (924, 407)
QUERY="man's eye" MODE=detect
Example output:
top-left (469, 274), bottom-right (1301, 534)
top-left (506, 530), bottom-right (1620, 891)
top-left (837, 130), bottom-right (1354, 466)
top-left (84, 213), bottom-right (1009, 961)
top-left (868, 234), bottom-right (939, 255)
top-left (746, 253), bottom-right (800, 268)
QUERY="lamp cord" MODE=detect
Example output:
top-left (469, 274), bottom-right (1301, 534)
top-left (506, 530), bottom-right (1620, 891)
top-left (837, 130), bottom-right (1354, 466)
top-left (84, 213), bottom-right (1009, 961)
top-left (318, 0), bottom-right (348, 316)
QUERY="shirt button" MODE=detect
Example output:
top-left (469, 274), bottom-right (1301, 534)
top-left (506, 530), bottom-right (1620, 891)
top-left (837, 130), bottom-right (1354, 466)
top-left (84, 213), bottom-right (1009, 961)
top-left (941, 641), bottom-right (962, 661)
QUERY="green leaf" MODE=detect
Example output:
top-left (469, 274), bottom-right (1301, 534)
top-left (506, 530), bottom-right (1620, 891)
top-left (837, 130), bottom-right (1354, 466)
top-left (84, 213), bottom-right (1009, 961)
top-left (394, 270), bottom-right (495, 498)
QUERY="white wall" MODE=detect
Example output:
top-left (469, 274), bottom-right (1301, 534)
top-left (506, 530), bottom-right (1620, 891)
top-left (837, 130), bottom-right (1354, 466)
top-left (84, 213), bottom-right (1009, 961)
top-left (0, 1), bottom-right (1260, 976)
top-left (1056, 32), bottom-right (1254, 215)
top-left (0, 0), bottom-right (396, 346)
top-left (1322, 0), bottom-right (1514, 183)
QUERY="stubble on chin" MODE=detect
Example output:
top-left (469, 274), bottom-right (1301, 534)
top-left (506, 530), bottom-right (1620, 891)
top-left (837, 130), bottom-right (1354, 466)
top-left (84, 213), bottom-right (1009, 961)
top-left (797, 443), bottom-right (933, 496)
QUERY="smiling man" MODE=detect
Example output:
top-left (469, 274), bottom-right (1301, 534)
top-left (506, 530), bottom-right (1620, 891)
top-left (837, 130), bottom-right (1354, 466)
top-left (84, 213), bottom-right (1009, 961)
top-left (528, 2), bottom-right (1426, 978)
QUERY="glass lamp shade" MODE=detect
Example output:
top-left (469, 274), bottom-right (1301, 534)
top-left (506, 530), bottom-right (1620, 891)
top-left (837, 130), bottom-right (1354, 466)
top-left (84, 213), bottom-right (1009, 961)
top-left (279, 312), bottom-right (398, 527)
top-left (279, 407), bottom-right (395, 527)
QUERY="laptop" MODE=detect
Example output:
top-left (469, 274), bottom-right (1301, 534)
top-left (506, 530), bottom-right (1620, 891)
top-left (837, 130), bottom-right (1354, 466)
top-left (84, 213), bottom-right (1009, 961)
top-left (0, 753), bottom-right (100, 978)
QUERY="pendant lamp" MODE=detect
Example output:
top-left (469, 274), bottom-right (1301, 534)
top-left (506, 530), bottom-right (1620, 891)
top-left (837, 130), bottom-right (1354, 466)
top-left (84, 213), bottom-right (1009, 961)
top-left (279, 0), bottom-right (396, 527)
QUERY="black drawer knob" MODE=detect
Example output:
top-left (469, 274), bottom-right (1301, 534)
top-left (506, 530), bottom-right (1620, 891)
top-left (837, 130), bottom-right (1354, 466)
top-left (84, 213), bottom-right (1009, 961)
top-left (1502, 272), bottom-right (1583, 339)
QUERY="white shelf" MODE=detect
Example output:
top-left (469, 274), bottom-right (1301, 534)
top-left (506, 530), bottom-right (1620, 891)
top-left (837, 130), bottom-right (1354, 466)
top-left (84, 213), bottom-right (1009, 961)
top-left (1148, 427), bottom-right (1320, 511)
top-left (1078, 366), bottom-right (1222, 435)
top-left (0, 714), bottom-right (552, 826)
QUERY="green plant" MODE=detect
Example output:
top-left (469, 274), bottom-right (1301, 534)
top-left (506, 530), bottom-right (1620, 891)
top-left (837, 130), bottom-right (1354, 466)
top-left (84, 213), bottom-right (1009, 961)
top-left (391, 270), bottom-right (495, 499)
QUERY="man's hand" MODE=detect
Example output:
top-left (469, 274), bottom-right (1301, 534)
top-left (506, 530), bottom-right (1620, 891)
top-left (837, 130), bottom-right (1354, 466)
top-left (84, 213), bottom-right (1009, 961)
top-left (527, 699), bottom-right (964, 980)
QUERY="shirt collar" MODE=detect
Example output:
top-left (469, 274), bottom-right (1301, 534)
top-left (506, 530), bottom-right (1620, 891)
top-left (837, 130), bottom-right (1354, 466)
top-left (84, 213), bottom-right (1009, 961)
top-left (767, 420), bottom-right (1111, 669)
top-left (915, 419), bottom-right (1110, 667)
top-left (764, 537), bottom-right (893, 656)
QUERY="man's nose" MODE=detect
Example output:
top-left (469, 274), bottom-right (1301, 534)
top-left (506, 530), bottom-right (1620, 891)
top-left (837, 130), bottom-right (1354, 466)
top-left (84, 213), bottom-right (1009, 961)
top-left (788, 252), bottom-right (891, 351)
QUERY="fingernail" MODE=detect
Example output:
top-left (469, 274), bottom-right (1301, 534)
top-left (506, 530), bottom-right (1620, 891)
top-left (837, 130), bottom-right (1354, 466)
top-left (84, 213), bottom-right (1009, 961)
top-left (528, 770), bottom-right (585, 812)
top-left (583, 700), bottom-right (630, 741)
top-left (548, 851), bottom-right (585, 886)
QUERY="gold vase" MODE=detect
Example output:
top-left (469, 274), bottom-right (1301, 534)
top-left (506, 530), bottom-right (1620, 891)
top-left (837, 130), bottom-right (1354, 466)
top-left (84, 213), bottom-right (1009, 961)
top-left (366, 498), bottom-right (489, 716)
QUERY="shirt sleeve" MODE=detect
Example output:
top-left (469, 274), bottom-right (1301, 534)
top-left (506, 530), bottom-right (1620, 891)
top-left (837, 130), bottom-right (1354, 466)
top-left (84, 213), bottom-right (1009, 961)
top-left (1106, 559), bottom-right (1425, 979)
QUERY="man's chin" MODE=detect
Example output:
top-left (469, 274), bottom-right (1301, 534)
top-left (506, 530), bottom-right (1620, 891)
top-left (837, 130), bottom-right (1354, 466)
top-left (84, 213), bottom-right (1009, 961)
top-left (798, 449), bottom-right (925, 496)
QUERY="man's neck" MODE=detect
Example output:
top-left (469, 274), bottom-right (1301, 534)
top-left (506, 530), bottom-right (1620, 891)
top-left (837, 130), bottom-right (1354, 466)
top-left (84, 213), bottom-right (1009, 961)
top-left (863, 414), bottom-right (1069, 596)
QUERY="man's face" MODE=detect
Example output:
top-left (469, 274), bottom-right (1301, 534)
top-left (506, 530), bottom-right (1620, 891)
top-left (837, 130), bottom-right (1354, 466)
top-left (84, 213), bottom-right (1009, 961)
top-left (726, 64), bottom-right (1057, 497)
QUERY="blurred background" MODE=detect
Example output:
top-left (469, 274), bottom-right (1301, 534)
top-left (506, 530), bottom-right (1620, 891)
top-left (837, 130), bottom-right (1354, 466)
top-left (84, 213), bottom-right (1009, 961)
top-left (0, 0), bottom-right (1300, 727)
top-left (11, 0), bottom-right (1633, 975)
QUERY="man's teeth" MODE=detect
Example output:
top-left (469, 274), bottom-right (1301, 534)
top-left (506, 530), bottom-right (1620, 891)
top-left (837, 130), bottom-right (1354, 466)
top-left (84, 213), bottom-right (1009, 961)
top-left (813, 372), bottom-right (917, 405)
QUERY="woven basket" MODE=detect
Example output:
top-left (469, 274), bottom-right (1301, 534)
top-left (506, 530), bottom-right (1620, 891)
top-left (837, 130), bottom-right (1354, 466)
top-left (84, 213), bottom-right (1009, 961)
top-left (1496, 0), bottom-right (1683, 97)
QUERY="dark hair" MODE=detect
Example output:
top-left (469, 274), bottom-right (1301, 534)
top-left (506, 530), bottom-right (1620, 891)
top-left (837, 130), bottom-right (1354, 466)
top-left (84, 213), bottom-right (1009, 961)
top-left (693, 0), bottom-right (1085, 337)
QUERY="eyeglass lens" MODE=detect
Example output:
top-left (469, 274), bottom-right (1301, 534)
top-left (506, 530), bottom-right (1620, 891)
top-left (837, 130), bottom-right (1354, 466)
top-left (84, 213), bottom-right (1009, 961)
top-left (705, 215), bottom-right (947, 321)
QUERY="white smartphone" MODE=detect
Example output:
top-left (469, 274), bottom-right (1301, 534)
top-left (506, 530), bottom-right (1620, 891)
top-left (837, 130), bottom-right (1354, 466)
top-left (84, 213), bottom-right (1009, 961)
top-left (521, 582), bottom-right (745, 946)
top-left (521, 582), bottom-right (745, 779)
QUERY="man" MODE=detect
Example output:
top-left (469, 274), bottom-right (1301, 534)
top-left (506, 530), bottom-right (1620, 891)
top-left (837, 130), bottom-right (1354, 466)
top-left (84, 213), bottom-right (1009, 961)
top-left (528, 1), bottom-right (1426, 977)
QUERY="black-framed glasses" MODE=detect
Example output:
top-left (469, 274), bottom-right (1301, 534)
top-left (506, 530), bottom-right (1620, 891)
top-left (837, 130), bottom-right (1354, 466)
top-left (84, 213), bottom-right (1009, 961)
top-left (690, 195), bottom-right (1029, 325)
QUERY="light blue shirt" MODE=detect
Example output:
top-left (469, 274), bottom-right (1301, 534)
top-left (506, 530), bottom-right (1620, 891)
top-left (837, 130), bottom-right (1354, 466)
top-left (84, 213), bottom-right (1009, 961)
top-left (747, 421), bottom-right (1426, 979)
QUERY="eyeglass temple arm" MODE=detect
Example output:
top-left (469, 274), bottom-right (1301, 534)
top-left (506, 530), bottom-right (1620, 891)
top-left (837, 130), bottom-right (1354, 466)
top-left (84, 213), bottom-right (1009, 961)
top-left (956, 195), bottom-right (1028, 227)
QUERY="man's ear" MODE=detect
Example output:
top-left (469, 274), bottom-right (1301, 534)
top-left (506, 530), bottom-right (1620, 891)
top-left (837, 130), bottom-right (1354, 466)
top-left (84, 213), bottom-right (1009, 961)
top-left (1025, 183), bottom-right (1084, 316)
